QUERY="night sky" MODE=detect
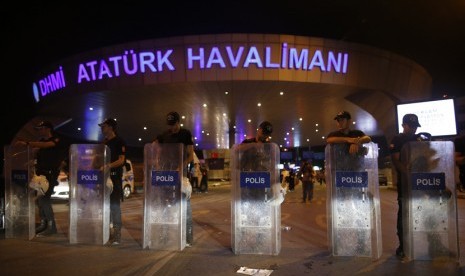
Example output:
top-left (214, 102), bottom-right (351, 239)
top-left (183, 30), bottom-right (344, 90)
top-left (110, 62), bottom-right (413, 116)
top-left (3, 1), bottom-right (465, 147)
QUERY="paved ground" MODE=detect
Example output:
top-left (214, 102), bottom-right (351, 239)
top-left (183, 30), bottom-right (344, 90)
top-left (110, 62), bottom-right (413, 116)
top-left (1, 181), bottom-right (464, 275)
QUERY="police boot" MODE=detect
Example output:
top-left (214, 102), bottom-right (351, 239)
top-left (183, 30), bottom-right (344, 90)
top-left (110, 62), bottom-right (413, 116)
top-left (112, 227), bottom-right (121, 245)
top-left (37, 220), bottom-right (57, 237)
top-left (35, 219), bottom-right (47, 234)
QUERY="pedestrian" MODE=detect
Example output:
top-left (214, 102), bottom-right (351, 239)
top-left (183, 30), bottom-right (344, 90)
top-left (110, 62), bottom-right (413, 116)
top-left (154, 111), bottom-right (194, 247)
top-left (191, 162), bottom-right (202, 193)
top-left (98, 118), bottom-right (126, 246)
top-left (16, 120), bottom-right (68, 236)
top-left (199, 164), bottom-right (208, 193)
top-left (298, 161), bottom-right (315, 203)
top-left (389, 113), bottom-right (422, 260)
top-left (326, 110), bottom-right (371, 153)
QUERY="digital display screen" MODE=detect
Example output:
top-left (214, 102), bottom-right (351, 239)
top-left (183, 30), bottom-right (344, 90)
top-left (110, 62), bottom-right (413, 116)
top-left (396, 99), bottom-right (456, 136)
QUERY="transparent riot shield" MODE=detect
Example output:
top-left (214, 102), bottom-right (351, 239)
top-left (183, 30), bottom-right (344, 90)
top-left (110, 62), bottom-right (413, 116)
top-left (4, 145), bottom-right (35, 240)
top-left (143, 143), bottom-right (186, 250)
top-left (325, 142), bottom-right (382, 259)
top-left (231, 142), bottom-right (281, 255)
top-left (401, 141), bottom-right (459, 261)
top-left (69, 144), bottom-right (111, 245)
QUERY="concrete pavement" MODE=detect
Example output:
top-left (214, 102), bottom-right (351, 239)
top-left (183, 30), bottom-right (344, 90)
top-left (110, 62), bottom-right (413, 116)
top-left (1, 181), bottom-right (464, 275)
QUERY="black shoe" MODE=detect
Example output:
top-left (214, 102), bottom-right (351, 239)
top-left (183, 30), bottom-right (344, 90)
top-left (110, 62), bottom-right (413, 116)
top-left (396, 247), bottom-right (405, 260)
top-left (37, 220), bottom-right (57, 237)
top-left (106, 228), bottom-right (121, 246)
top-left (35, 219), bottom-right (47, 234)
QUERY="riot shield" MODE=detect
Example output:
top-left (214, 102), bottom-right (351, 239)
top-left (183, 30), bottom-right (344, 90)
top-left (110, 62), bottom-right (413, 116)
top-left (401, 141), bottom-right (458, 261)
top-left (231, 142), bottom-right (281, 255)
top-left (325, 142), bottom-right (382, 259)
top-left (4, 145), bottom-right (35, 240)
top-left (143, 143), bottom-right (186, 250)
top-left (69, 144), bottom-right (111, 245)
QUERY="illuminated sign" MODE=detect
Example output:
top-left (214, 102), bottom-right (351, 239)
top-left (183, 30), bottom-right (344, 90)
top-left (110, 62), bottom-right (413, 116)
top-left (33, 42), bottom-right (350, 102)
top-left (396, 99), bottom-right (457, 137)
top-left (33, 66), bottom-right (66, 102)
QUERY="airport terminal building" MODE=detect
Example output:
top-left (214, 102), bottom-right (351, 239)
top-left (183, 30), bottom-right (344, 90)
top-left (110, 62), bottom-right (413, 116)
top-left (21, 34), bottom-right (435, 152)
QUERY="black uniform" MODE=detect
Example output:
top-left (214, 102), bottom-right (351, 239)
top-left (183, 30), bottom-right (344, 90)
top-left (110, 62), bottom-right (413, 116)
top-left (103, 135), bottom-right (126, 230)
top-left (389, 132), bottom-right (418, 254)
top-left (36, 134), bottom-right (68, 232)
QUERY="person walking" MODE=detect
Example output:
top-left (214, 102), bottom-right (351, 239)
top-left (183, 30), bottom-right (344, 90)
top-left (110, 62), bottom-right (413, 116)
top-left (98, 118), bottom-right (126, 246)
top-left (298, 161), bottom-right (315, 203)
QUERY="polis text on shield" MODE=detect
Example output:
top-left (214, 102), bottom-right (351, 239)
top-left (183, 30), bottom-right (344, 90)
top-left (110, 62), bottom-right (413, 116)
top-left (341, 176), bottom-right (362, 184)
top-left (416, 177), bottom-right (441, 186)
top-left (245, 177), bottom-right (265, 184)
top-left (156, 175), bottom-right (174, 182)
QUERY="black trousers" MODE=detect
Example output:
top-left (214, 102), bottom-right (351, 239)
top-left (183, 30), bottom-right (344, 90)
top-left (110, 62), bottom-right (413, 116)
top-left (36, 170), bottom-right (59, 222)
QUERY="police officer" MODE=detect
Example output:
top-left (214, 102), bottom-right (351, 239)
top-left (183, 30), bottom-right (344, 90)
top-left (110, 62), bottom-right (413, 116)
top-left (99, 118), bottom-right (126, 246)
top-left (16, 120), bottom-right (68, 236)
